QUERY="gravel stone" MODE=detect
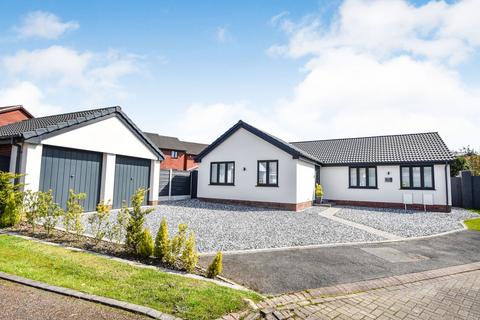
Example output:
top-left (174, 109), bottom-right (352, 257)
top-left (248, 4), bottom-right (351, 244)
top-left (335, 206), bottom-right (477, 238)
top-left (136, 200), bottom-right (384, 253)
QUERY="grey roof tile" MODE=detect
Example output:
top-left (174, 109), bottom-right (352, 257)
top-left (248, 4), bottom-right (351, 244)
top-left (291, 132), bottom-right (454, 165)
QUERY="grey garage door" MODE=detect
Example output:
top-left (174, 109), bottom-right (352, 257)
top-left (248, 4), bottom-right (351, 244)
top-left (113, 155), bottom-right (151, 209)
top-left (40, 146), bottom-right (102, 212)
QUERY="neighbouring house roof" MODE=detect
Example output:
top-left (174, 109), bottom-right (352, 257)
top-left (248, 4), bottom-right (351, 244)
top-left (291, 132), bottom-right (454, 165)
top-left (181, 141), bottom-right (208, 155)
top-left (144, 132), bottom-right (208, 155)
top-left (0, 106), bottom-right (164, 160)
top-left (144, 133), bottom-right (186, 151)
top-left (0, 105), bottom-right (34, 118)
top-left (195, 120), bottom-right (322, 164)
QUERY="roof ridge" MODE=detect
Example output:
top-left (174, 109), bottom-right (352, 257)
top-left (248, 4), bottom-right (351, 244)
top-left (291, 132), bottom-right (440, 144)
top-left (16, 106), bottom-right (120, 123)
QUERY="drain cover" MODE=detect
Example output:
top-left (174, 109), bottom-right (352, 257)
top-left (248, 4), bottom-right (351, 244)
top-left (361, 247), bottom-right (429, 263)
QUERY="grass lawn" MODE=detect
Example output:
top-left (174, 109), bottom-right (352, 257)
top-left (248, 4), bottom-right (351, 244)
top-left (0, 234), bottom-right (260, 320)
top-left (465, 209), bottom-right (480, 231)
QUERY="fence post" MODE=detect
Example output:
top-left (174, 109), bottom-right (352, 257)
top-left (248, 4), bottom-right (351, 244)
top-left (461, 170), bottom-right (473, 208)
top-left (168, 169), bottom-right (173, 200)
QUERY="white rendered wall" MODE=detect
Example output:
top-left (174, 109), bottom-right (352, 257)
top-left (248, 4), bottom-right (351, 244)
top-left (296, 160), bottom-right (316, 203)
top-left (9, 145), bottom-right (18, 174)
top-left (100, 153), bottom-right (116, 205)
top-left (320, 164), bottom-right (451, 206)
top-left (42, 117), bottom-right (158, 160)
top-left (19, 142), bottom-right (43, 193)
top-left (197, 128), bottom-right (299, 204)
top-left (149, 160), bottom-right (161, 203)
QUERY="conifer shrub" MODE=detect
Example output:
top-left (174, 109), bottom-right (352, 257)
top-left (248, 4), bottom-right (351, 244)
top-left (207, 252), bottom-right (223, 278)
top-left (170, 223), bottom-right (187, 257)
top-left (37, 190), bottom-right (63, 236)
top-left (23, 191), bottom-right (40, 232)
top-left (137, 228), bottom-right (154, 258)
top-left (108, 201), bottom-right (130, 243)
top-left (125, 188), bottom-right (154, 253)
top-left (154, 217), bottom-right (171, 261)
top-left (64, 189), bottom-right (86, 237)
top-left (181, 231), bottom-right (199, 273)
top-left (88, 201), bottom-right (111, 244)
top-left (0, 172), bottom-right (24, 228)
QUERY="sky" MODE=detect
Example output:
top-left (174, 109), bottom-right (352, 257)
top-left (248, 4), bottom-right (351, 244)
top-left (0, 0), bottom-right (479, 150)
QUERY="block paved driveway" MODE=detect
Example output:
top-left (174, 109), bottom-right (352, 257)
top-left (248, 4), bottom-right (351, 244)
top-left (199, 230), bottom-right (480, 294)
top-left (233, 267), bottom-right (480, 320)
top-left (0, 279), bottom-right (148, 320)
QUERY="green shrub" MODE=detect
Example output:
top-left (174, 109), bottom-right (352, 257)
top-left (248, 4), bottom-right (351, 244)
top-left (125, 188), bottom-right (154, 253)
top-left (171, 223), bottom-right (187, 257)
top-left (154, 217), bottom-right (171, 261)
top-left (137, 229), bottom-right (154, 258)
top-left (315, 184), bottom-right (324, 198)
top-left (37, 190), bottom-right (63, 237)
top-left (107, 202), bottom-right (129, 243)
top-left (181, 231), bottom-right (199, 273)
top-left (64, 189), bottom-right (86, 236)
top-left (207, 252), bottom-right (223, 278)
top-left (0, 172), bottom-right (24, 228)
top-left (88, 201), bottom-right (111, 244)
top-left (23, 191), bottom-right (40, 232)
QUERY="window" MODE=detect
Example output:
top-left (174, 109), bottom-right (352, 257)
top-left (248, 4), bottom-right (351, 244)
top-left (171, 150), bottom-right (178, 159)
top-left (349, 166), bottom-right (377, 188)
top-left (400, 165), bottom-right (434, 189)
top-left (257, 160), bottom-right (278, 186)
top-left (210, 162), bottom-right (235, 185)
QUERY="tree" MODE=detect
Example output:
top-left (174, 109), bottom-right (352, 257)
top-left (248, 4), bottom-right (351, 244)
top-left (125, 188), bottom-right (154, 253)
top-left (466, 155), bottom-right (480, 176)
top-left (154, 217), bottom-right (171, 261)
top-left (451, 156), bottom-right (469, 177)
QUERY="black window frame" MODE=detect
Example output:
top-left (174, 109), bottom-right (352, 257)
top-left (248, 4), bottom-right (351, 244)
top-left (349, 166), bottom-right (377, 189)
top-left (400, 165), bottom-right (435, 190)
top-left (209, 161), bottom-right (235, 186)
top-left (257, 160), bottom-right (279, 187)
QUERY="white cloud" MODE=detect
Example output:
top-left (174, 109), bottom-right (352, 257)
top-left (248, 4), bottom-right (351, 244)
top-left (182, 0), bottom-right (480, 150)
top-left (16, 11), bottom-right (79, 39)
top-left (0, 46), bottom-right (140, 116)
top-left (0, 81), bottom-right (61, 116)
top-left (215, 26), bottom-right (231, 43)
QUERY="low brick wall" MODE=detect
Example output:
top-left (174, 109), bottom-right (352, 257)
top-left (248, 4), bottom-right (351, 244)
top-left (198, 197), bottom-right (313, 212)
top-left (329, 199), bottom-right (451, 212)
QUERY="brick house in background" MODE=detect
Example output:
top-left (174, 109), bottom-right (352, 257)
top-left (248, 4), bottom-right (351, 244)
top-left (0, 105), bottom-right (34, 171)
top-left (144, 132), bottom-right (207, 171)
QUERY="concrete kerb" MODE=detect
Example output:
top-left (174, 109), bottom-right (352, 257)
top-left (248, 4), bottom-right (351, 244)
top-left (0, 271), bottom-right (180, 320)
top-left (0, 230), bottom-right (252, 293)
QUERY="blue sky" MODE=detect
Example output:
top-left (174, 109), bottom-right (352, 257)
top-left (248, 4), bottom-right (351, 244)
top-left (0, 0), bottom-right (479, 150)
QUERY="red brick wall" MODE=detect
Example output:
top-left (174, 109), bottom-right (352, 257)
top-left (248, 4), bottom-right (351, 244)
top-left (330, 199), bottom-right (451, 212)
top-left (198, 197), bottom-right (313, 212)
top-left (185, 154), bottom-right (198, 170)
top-left (160, 149), bottom-right (187, 170)
top-left (0, 110), bottom-right (31, 126)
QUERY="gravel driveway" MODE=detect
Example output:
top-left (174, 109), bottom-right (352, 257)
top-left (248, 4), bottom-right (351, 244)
top-left (140, 200), bottom-right (384, 252)
top-left (335, 206), bottom-right (477, 238)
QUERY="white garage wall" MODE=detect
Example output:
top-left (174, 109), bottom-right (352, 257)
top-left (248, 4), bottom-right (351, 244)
top-left (197, 128), bottom-right (299, 204)
top-left (42, 117), bottom-right (158, 160)
top-left (320, 164), bottom-right (451, 206)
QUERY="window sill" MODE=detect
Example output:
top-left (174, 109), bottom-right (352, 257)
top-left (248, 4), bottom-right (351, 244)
top-left (349, 186), bottom-right (378, 189)
top-left (256, 184), bottom-right (279, 188)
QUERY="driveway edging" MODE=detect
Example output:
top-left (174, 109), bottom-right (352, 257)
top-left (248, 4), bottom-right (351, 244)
top-left (0, 271), bottom-right (180, 320)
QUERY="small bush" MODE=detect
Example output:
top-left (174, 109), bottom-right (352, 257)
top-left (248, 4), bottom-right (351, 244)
top-left (171, 223), bottom-right (187, 257)
top-left (315, 184), bottom-right (324, 199)
top-left (154, 217), bottom-right (171, 261)
top-left (37, 190), bottom-right (63, 237)
top-left (207, 252), bottom-right (223, 278)
top-left (0, 172), bottom-right (24, 228)
top-left (64, 189), bottom-right (86, 236)
top-left (137, 229), bottom-right (154, 258)
top-left (88, 201), bottom-right (111, 244)
top-left (107, 202), bottom-right (129, 243)
top-left (125, 188), bottom-right (154, 253)
top-left (23, 191), bottom-right (40, 232)
top-left (181, 231), bottom-right (199, 273)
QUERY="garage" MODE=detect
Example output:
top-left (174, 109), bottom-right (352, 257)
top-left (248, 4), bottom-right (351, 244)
top-left (39, 146), bottom-right (102, 211)
top-left (113, 155), bottom-right (151, 209)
